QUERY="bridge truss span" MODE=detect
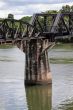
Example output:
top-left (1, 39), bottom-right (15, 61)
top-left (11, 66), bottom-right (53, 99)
top-left (0, 12), bottom-right (73, 85)
top-left (0, 12), bottom-right (73, 43)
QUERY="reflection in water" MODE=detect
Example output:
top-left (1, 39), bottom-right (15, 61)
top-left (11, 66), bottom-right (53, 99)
top-left (26, 85), bottom-right (52, 110)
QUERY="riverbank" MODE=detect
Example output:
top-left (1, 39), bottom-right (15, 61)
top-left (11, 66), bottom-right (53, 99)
top-left (53, 43), bottom-right (73, 50)
top-left (0, 44), bottom-right (15, 49)
top-left (0, 43), bottom-right (73, 49)
top-left (49, 43), bottom-right (73, 64)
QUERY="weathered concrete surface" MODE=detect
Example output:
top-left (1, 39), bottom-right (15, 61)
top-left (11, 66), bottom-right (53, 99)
top-left (24, 39), bottom-right (52, 85)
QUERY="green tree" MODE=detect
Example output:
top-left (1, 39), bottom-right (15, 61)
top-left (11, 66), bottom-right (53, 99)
top-left (61, 5), bottom-right (70, 12)
top-left (45, 10), bottom-right (58, 14)
top-left (71, 5), bottom-right (73, 12)
top-left (8, 14), bottom-right (14, 19)
top-left (21, 16), bottom-right (31, 23)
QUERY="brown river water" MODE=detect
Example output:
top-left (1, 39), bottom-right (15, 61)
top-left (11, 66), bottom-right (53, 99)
top-left (0, 47), bottom-right (73, 110)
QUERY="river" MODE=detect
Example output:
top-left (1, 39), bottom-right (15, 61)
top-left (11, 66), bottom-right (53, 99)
top-left (0, 47), bottom-right (73, 110)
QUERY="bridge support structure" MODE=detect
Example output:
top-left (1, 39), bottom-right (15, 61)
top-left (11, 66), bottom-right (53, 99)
top-left (0, 12), bottom-right (73, 85)
top-left (24, 38), bottom-right (52, 85)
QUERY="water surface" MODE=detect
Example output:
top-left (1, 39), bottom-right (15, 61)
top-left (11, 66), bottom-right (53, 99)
top-left (0, 47), bottom-right (73, 110)
top-left (0, 48), bottom-right (28, 110)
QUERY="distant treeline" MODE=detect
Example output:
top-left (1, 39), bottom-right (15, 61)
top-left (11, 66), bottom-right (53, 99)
top-left (55, 37), bottom-right (73, 43)
top-left (21, 5), bottom-right (73, 23)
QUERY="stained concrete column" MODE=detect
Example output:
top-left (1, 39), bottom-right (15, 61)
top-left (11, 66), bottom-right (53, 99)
top-left (25, 39), bottom-right (52, 85)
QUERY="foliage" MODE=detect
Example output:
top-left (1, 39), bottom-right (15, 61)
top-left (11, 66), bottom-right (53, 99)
top-left (61, 5), bottom-right (73, 12)
top-left (21, 16), bottom-right (31, 23)
top-left (8, 14), bottom-right (14, 19)
top-left (45, 10), bottom-right (58, 14)
top-left (71, 5), bottom-right (73, 12)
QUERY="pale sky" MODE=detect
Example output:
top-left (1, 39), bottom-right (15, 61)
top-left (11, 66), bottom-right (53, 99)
top-left (0, 0), bottom-right (73, 19)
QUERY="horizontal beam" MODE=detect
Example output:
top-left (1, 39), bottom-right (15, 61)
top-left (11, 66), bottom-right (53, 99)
top-left (35, 12), bottom-right (73, 17)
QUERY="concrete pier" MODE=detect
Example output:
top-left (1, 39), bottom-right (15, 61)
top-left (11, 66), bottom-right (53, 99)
top-left (24, 39), bottom-right (52, 85)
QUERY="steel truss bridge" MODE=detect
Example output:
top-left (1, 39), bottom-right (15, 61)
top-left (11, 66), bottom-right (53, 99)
top-left (0, 12), bottom-right (73, 85)
top-left (0, 12), bottom-right (73, 43)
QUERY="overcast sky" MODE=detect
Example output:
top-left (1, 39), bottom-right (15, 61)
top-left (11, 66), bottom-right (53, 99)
top-left (0, 0), bottom-right (73, 19)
